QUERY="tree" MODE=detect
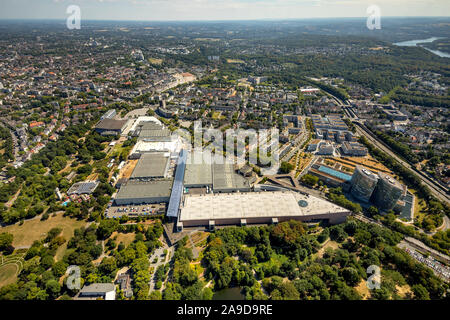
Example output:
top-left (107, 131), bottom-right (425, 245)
top-left (367, 206), bottom-right (379, 217)
top-left (0, 233), bottom-right (14, 252)
top-left (342, 267), bottom-right (361, 287)
top-left (279, 162), bottom-right (294, 174)
top-left (45, 279), bottom-right (61, 299)
top-left (98, 257), bottom-right (117, 276)
top-left (412, 284), bottom-right (430, 300)
top-left (97, 220), bottom-right (119, 240)
top-left (300, 174), bottom-right (319, 187)
top-left (149, 290), bottom-right (162, 300)
top-left (52, 261), bottom-right (68, 277)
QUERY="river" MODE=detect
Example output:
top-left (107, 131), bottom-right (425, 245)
top-left (393, 37), bottom-right (450, 58)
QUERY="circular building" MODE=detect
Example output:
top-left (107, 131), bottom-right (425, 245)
top-left (350, 166), bottom-right (379, 202)
top-left (371, 172), bottom-right (405, 212)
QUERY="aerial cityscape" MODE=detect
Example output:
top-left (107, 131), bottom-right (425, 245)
top-left (0, 0), bottom-right (449, 306)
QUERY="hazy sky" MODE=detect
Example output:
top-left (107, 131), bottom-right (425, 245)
top-left (0, 0), bottom-right (449, 21)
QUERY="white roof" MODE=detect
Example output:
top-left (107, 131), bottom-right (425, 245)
top-left (179, 191), bottom-right (348, 221)
top-left (128, 116), bottom-right (162, 133)
top-left (131, 139), bottom-right (180, 155)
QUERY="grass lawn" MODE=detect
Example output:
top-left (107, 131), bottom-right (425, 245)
top-left (0, 250), bottom-right (26, 288)
top-left (0, 264), bottom-right (19, 287)
top-left (111, 231), bottom-right (136, 247)
top-left (409, 188), bottom-right (427, 223)
top-left (314, 239), bottom-right (340, 258)
top-left (355, 279), bottom-right (371, 300)
top-left (256, 253), bottom-right (289, 271)
top-left (1, 213), bottom-right (87, 249)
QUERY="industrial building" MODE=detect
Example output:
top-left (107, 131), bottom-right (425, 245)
top-left (129, 140), bottom-right (181, 159)
top-left (130, 153), bottom-right (170, 180)
top-left (350, 166), bottom-right (379, 202)
top-left (138, 127), bottom-right (172, 142)
top-left (212, 163), bottom-right (251, 193)
top-left (371, 172), bottom-right (406, 212)
top-left (128, 116), bottom-right (163, 135)
top-left (184, 152), bottom-right (213, 188)
top-left (177, 191), bottom-right (351, 231)
top-left (183, 152), bottom-right (251, 193)
top-left (114, 179), bottom-right (173, 205)
top-left (94, 118), bottom-right (129, 136)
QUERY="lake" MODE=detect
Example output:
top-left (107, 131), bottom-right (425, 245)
top-left (212, 287), bottom-right (245, 300)
top-left (393, 37), bottom-right (450, 58)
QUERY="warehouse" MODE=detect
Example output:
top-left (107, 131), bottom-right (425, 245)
top-left (129, 140), bottom-right (181, 159)
top-left (183, 152), bottom-right (251, 193)
top-left (130, 153), bottom-right (170, 180)
top-left (114, 179), bottom-right (173, 205)
top-left (177, 191), bottom-right (350, 231)
top-left (184, 151), bottom-right (212, 188)
top-left (138, 127), bottom-right (172, 142)
top-left (94, 118), bottom-right (129, 135)
top-left (212, 163), bottom-right (251, 193)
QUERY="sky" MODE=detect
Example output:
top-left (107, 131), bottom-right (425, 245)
top-left (0, 0), bottom-right (449, 21)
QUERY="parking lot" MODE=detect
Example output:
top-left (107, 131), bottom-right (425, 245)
top-left (403, 246), bottom-right (450, 282)
top-left (105, 203), bottom-right (166, 218)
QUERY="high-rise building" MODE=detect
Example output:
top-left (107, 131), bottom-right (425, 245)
top-left (350, 166), bottom-right (379, 202)
top-left (371, 172), bottom-right (405, 212)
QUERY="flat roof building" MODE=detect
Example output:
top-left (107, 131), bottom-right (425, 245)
top-left (130, 153), bottom-right (170, 180)
top-left (183, 152), bottom-right (251, 193)
top-left (67, 181), bottom-right (99, 195)
top-left (95, 119), bottom-right (128, 135)
top-left (114, 179), bottom-right (173, 205)
top-left (75, 283), bottom-right (116, 300)
top-left (184, 153), bottom-right (213, 188)
top-left (129, 140), bottom-right (181, 159)
top-left (138, 128), bottom-right (172, 142)
top-left (178, 191), bottom-right (350, 230)
top-left (212, 163), bottom-right (251, 193)
top-left (340, 142), bottom-right (368, 156)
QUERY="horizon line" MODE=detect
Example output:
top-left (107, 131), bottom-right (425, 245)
top-left (0, 15), bottom-right (449, 23)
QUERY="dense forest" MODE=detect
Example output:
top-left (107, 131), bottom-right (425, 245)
top-left (1, 219), bottom-right (447, 300)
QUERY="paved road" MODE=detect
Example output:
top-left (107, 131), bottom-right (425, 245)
top-left (148, 243), bottom-right (173, 294)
